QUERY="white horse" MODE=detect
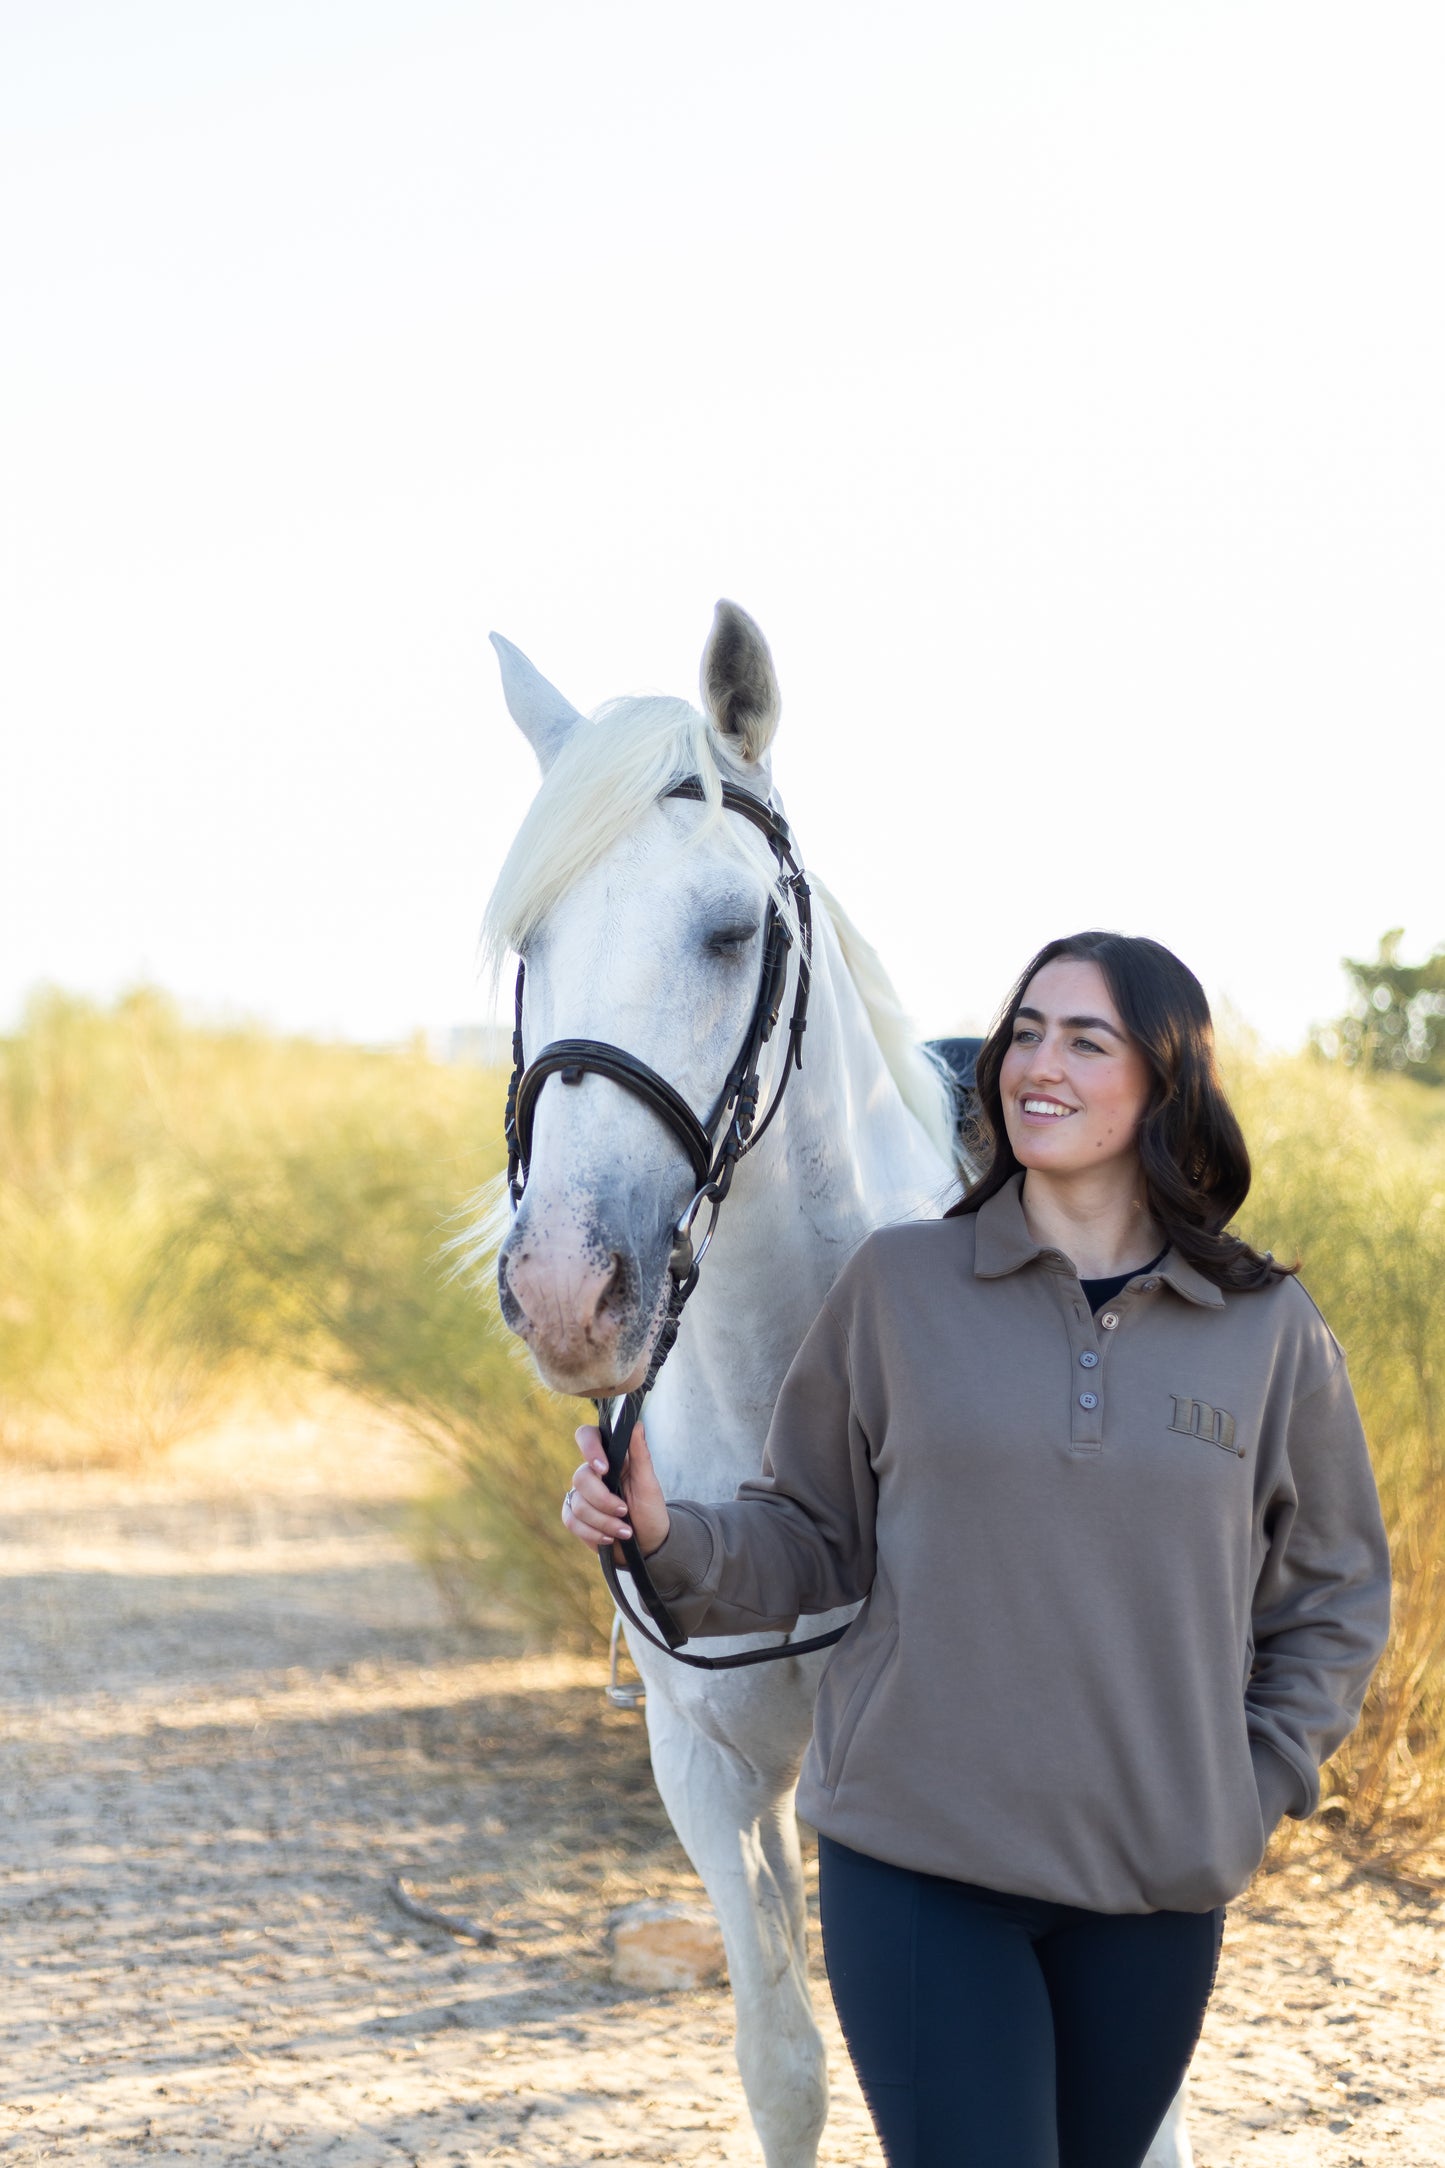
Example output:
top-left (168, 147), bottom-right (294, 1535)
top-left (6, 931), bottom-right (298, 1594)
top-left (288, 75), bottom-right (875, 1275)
top-left (478, 602), bottom-right (1193, 2168)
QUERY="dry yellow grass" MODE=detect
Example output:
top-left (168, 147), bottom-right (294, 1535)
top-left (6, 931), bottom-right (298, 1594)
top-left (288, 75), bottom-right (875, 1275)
top-left (1230, 1053), bottom-right (1445, 1864)
top-left (4, 990), bottom-right (1443, 1856)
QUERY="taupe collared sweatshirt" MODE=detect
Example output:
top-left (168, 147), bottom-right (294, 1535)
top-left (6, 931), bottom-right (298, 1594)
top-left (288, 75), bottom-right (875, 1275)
top-left (643, 1174), bottom-right (1392, 1914)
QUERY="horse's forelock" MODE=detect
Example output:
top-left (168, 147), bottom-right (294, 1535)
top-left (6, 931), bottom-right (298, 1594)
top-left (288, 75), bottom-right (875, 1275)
top-left (480, 695), bottom-right (777, 991)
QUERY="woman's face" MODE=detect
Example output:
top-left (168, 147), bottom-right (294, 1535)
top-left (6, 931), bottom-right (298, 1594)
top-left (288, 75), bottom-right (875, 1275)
top-left (998, 957), bottom-right (1154, 1180)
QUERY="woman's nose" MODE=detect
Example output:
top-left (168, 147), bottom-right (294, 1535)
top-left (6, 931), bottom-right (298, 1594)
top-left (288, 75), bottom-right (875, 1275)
top-left (1026, 1038), bottom-right (1066, 1078)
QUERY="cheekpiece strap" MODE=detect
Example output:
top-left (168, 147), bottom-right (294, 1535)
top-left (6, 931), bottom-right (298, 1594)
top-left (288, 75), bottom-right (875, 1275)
top-left (500, 767), bottom-right (841, 1671)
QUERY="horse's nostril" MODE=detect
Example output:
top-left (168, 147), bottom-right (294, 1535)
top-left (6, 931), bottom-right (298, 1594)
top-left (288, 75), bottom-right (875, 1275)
top-left (597, 1252), bottom-right (627, 1315)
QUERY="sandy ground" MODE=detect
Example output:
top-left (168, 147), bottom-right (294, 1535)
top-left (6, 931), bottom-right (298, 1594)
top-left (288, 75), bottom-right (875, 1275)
top-left (3, 1408), bottom-right (1443, 2167)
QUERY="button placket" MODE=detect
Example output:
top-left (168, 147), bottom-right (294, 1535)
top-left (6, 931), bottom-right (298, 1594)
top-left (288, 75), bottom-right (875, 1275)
top-left (1056, 1274), bottom-right (1104, 1454)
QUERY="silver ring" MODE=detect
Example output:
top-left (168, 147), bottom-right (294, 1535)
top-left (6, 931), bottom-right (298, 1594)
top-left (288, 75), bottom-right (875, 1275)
top-left (563, 1486), bottom-right (577, 1513)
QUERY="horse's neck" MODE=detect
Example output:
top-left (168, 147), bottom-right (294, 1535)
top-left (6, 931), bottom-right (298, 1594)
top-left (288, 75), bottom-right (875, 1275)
top-left (647, 916), bottom-right (950, 1493)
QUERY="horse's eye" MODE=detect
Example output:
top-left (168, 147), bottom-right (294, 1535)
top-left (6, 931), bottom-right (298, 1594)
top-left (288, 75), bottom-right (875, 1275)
top-left (706, 924), bottom-right (760, 957)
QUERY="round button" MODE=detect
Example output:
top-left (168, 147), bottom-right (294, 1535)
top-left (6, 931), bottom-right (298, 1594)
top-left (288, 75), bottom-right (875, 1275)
top-left (1079, 1350), bottom-right (1099, 1368)
top-left (1140, 1279), bottom-right (1158, 1291)
top-left (1099, 1312), bottom-right (1119, 1330)
top-left (1078, 1391), bottom-right (1099, 1410)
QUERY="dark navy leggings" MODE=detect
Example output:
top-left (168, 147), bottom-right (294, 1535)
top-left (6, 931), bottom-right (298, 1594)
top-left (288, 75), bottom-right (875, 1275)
top-left (818, 1836), bottom-right (1225, 2168)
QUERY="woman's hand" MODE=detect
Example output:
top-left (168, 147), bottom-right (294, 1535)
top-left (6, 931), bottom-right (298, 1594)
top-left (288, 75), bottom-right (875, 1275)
top-left (563, 1420), bottom-right (671, 1560)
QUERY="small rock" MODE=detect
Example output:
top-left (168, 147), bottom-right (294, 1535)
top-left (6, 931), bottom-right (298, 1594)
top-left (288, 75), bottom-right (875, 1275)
top-left (609, 1901), bottom-right (728, 1991)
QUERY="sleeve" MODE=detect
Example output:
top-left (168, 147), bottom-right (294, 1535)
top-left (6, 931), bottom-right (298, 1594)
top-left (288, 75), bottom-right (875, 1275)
top-left (637, 1295), bottom-right (879, 1636)
top-left (1246, 1351), bottom-right (1393, 1835)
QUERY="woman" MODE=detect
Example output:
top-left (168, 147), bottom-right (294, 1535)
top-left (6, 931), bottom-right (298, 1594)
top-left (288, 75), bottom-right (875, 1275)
top-left (562, 931), bottom-right (1392, 2168)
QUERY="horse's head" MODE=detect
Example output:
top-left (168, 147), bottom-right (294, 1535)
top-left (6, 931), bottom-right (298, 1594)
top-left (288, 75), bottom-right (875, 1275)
top-left (485, 602), bottom-right (794, 1397)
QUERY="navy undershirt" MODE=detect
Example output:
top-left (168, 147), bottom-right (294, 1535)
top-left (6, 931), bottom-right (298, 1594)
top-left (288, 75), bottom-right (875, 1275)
top-left (1078, 1247), bottom-right (1168, 1316)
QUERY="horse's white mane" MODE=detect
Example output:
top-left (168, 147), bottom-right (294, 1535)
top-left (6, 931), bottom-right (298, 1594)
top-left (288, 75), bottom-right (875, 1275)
top-left (807, 875), bottom-right (957, 1166)
top-left (481, 693), bottom-right (957, 1166)
top-left (482, 695), bottom-right (743, 977)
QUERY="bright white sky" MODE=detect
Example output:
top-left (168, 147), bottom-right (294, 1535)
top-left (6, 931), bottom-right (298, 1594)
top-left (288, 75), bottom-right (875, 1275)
top-left (4, 0), bottom-right (1442, 1051)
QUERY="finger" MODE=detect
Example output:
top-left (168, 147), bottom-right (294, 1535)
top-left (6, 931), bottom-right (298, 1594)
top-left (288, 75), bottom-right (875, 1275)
top-left (566, 1516), bottom-right (615, 1552)
top-left (568, 1466), bottom-right (627, 1516)
top-left (571, 1498), bottom-right (630, 1543)
top-left (568, 1508), bottom-right (631, 1550)
top-left (563, 1480), bottom-right (631, 1543)
top-left (571, 1466), bottom-right (623, 1513)
top-left (563, 1495), bottom-right (631, 1548)
top-left (574, 1427), bottom-right (611, 1482)
top-left (622, 1423), bottom-right (661, 1499)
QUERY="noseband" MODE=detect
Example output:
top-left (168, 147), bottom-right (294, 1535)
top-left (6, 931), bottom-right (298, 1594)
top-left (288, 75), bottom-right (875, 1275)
top-left (503, 775), bottom-right (850, 1670)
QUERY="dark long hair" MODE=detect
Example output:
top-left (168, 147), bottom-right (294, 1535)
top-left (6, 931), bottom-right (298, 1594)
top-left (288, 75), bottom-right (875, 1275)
top-left (948, 932), bottom-right (1293, 1293)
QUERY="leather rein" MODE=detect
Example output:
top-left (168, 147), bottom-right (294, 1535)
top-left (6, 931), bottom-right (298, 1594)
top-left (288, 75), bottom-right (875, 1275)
top-left (503, 774), bottom-right (852, 1670)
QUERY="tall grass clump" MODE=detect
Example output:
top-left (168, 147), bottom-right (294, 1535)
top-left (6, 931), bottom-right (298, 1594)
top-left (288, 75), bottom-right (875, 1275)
top-left (0, 986), bottom-right (606, 1640)
top-left (0, 987), bottom-right (239, 1461)
top-left (1228, 1048), bottom-right (1445, 1865)
top-left (154, 1085), bottom-right (611, 1645)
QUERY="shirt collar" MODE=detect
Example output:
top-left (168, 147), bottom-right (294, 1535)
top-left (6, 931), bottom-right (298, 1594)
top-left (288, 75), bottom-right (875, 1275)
top-left (971, 1172), bottom-right (1225, 1309)
top-left (1154, 1251), bottom-right (1226, 1309)
top-left (972, 1173), bottom-right (1047, 1279)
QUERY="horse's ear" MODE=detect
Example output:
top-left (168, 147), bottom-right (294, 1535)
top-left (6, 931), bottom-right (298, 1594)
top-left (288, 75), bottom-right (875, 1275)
top-left (490, 632), bottom-right (584, 773)
top-left (700, 600), bottom-right (780, 765)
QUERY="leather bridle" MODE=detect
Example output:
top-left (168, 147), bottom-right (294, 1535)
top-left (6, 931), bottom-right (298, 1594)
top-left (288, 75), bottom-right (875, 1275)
top-left (503, 774), bottom-right (852, 1669)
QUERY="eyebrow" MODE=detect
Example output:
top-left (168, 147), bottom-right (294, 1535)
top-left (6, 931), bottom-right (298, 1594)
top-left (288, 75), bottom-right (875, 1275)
top-left (1016, 1006), bottom-right (1126, 1038)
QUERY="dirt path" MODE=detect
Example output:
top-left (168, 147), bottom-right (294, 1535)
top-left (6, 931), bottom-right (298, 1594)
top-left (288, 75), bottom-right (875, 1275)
top-left (3, 1409), bottom-right (1443, 2166)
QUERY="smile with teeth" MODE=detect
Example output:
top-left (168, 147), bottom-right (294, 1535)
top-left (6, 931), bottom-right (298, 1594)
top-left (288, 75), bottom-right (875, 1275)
top-left (1022, 1097), bottom-right (1076, 1117)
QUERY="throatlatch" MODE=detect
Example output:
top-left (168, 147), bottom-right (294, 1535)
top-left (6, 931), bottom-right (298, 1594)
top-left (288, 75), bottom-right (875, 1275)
top-left (503, 775), bottom-right (851, 1671)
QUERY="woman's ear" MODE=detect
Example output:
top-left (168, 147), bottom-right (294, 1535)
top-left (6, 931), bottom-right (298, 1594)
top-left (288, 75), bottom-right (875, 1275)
top-left (700, 600), bottom-right (780, 766)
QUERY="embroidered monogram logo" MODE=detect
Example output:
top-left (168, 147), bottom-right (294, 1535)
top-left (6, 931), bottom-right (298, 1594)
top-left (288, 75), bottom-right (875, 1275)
top-left (1169, 1396), bottom-right (1243, 1456)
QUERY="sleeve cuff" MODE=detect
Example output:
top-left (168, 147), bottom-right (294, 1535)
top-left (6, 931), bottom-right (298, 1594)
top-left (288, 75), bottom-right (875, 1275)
top-left (636, 1501), bottom-right (716, 1601)
top-left (1251, 1737), bottom-right (1307, 1838)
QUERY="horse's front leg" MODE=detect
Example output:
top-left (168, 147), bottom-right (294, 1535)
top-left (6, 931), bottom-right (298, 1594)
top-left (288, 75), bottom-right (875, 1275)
top-left (640, 1664), bottom-right (828, 2168)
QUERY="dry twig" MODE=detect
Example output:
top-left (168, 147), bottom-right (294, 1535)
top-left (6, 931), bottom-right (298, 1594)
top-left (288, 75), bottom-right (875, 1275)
top-left (386, 1873), bottom-right (497, 1946)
